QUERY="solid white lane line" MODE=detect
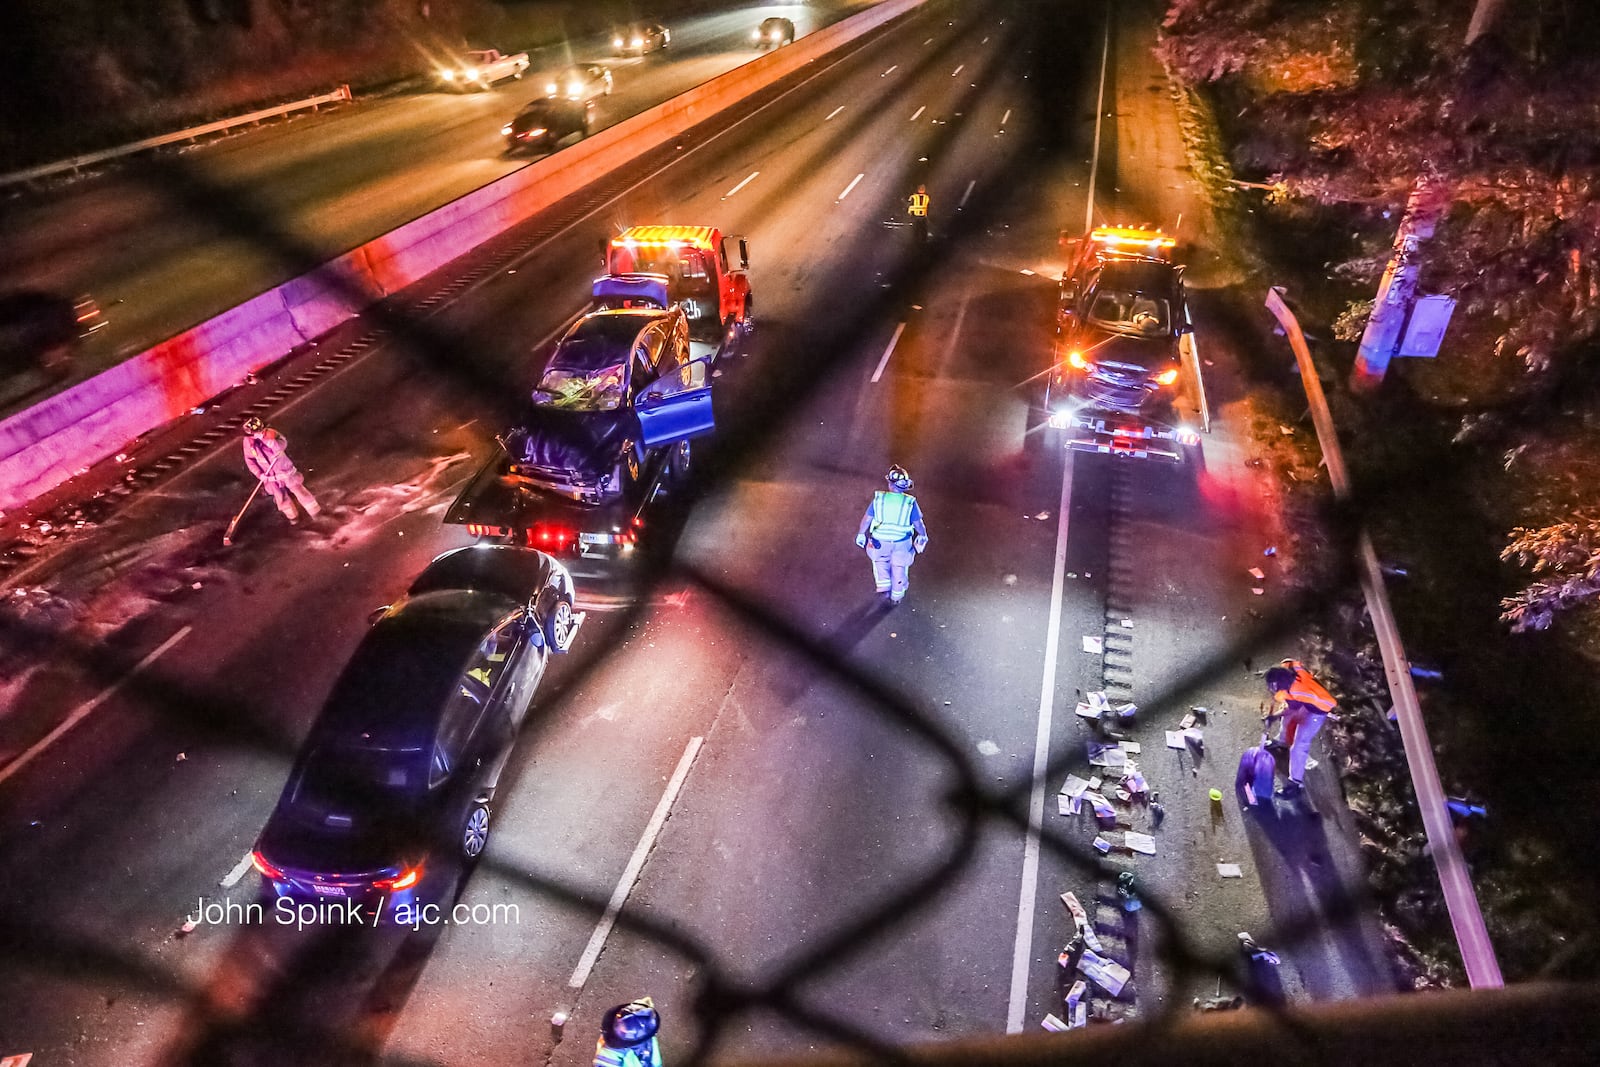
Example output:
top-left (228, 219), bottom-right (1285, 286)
top-left (837, 173), bottom-right (865, 202)
top-left (1001, 108), bottom-right (1011, 126)
top-left (1084, 13), bottom-right (1111, 232)
top-left (0, 626), bottom-right (192, 789)
top-left (1006, 458), bottom-right (1075, 1033)
top-left (870, 322), bottom-right (908, 383)
top-left (882, 64), bottom-right (898, 76)
top-left (959, 179), bottom-right (976, 210)
top-left (568, 735), bottom-right (705, 990)
top-left (825, 105), bottom-right (845, 121)
top-left (220, 852), bottom-right (254, 888)
top-left (722, 170), bottom-right (760, 199)
top-left (909, 106), bottom-right (926, 121)
top-left (870, 323), bottom-right (908, 385)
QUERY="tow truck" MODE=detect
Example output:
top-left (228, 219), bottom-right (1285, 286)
top-left (1043, 226), bottom-right (1200, 462)
top-left (604, 226), bottom-right (752, 352)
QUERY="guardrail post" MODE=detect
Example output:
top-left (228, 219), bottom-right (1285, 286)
top-left (1264, 286), bottom-right (1503, 989)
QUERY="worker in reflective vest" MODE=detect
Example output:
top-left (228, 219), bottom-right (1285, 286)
top-left (592, 998), bottom-right (663, 1067)
top-left (242, 417), bottom-right (321, 524)
top-left (907, 184), bottom-right (930, 242)
top-left (1264, 659), bottom-right (1337, 796)
top-left (855, 465), bottom-right (929, 604)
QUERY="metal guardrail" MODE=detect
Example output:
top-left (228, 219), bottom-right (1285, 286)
top-left (0, 85), bottom-right (353, 188)
top-left (1264, 286), bottom-right (1504, 989)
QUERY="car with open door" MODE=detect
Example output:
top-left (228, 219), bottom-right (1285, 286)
top-left (251, 546), bottom-right (580, 916)
top-left (444, 280), bottom-right (715, 573)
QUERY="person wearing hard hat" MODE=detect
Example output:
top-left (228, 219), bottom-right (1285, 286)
top-left (241, 417), bottom-right (321, 524)
top-left (855, 465), bottom-right (929, 604)
top-left (592, 997), bottom-right (663, 1067)
top-left (1264, 659), bottom-right (1337, 797)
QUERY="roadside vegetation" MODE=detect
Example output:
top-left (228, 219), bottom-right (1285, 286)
top-left (1159, 0), bottom-right (1600, 984)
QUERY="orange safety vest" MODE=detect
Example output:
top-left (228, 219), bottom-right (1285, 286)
top-left (908, 192), bottom-right (930, 217)
top-left (1279, 660), bottom-right (1337, 713)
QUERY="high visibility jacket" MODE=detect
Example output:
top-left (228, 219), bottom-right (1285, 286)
top-left (592, 1037), bottom-right (661, 1067)
top-left (908, 192), bottom-right (930, 217)
top-left (1278, 660), bottom-right (1337, 713)
top-left (860, 491), bottom-right (923, 541)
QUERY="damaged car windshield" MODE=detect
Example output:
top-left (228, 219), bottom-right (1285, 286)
top-left (532, 364), bottom-right (625, 410)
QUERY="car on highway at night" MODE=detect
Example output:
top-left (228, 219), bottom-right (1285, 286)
top-left (444, 285), bottom-right (715, 567)
top-left (0, 289), bottom-right (104, 380)
top-left (1044, 226), bottom-right (1198, 461)
top-left (752, 17), bottom-right (796, 49)
top-left (502, 96), bottom-right (594, 154)
top-left (435, 48), bottom-right (530, 90)
top-left (251, 545), bottom-right (581, 913)
top-left (544, 63), bottom-right (613, 102)
top-left (613, 22), bottom-right (670, 55)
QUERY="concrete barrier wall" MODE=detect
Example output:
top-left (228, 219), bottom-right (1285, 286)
top-left (0, 0), bottom-right (925, 513)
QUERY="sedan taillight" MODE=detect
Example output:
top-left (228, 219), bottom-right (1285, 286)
top-left (374, 864), bottom-right (423, 892)
top-left (250, 851), bottom-right (284, 881)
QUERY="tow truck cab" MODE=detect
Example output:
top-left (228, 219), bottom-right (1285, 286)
top-left (604, 226), bottom-right (751, 347)
top-left (1045, 226), bottom-right (1199, 462)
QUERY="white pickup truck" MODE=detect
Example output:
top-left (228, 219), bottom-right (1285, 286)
top-left (436, 49), bottom-right (530, 90)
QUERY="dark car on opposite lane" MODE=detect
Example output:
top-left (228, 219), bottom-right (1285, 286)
top-left (251, 546), bottom-right (581, 915)
top-left (613, 22), bottom-right (670, 55)
top-left (544, 63), bottom-right (613, 102)
top-left (502, 96), bottom-right (594, 154)
top-left (752, 17), bottom-right (796, 49)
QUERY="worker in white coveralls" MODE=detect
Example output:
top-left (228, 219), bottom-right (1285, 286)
top-left (855, 464), bottom-right (929, 604)
top-left (241, 417), bottom-right (321, 523)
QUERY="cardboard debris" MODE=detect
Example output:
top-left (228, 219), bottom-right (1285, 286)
top-left (1066, 980), bottom-right (1089, 1028)
top-left (1061, 893), bottom-right (1105, 952)
top-left (1093, 836), bottom-right (1112, 854)
top-left (1060, 774), bottom-right (1091, 798)
top-left (1120, 741), bottom-right (1141, 754)
top-left (1076, 691), bottom-right (1112, 719)
top-left (1082, 635), bottom-right (1104, 654)
top-left (1183, 727), bottom-right (1204, 748)
top-left (1058, 794), bottom-right (1081, 816)
top-left (1217, 863), bottom-right (1243, 879)
top-left (1124, 770), bottom-right (1148, 795)
top-left (1120, 618), bottom-right (1134, 628)
top-left (1165, 730), bottom-right (1187, 750)
top-left (1090, 747), bottom-right (1128, 770)
top-left (1114, 787), bottom-right (1132, 803)
top-left (1124, 831), bottom-right (1156, 855)
top-left (1087, 775), bottom-right (1103, 791)
top-left (1084, 792), bottom-right (1116, 818)
top-left (1077, 948), bottom-right (1131, 996)
top-left (1179, 711), bottom-right (1197, 730)
top-left (1252, 587), bottom-right (1266, 596)
top-left (1041, 1013), bottom-right (1068, 1032)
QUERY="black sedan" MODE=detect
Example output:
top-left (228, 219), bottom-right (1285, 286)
top-left (613, 22), bottom-right (670, 55)
top-left (752, 17), bottom-right (795, 49)
top-left (251, 546), bottom-right (581, 915)
top-left (544, 63), bottom-right (613, 102)
top-left (502, 96), bottom-right (594, 154)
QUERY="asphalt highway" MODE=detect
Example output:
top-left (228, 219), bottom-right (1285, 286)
top-left (0, 2), bottom-right (872, 414)
top-left (0, 0), bottom-right (1393, 1063)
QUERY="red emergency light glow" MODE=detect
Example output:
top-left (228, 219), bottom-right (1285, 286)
top-left (250, 851), bottom-right (284, 881)
top-left (528, 524), bottom-right (575, 547)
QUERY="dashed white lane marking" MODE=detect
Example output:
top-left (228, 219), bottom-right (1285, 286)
top-left (882, 64), bottom-right (898, 76)
top-left (825, 105), bottom-right (845, 121)
top-left (568, 735), bottom-right (705, 990)
top-left (1006, 456), bottom-right (1076, 1033)
top-left (1001, 108), bottom-right (1011, 126)
top-left (220, 852), bottom-right (254, 888)
top-left (0, 626), bottom-right (192, 789)
top-left (952, 63), bottom-right (965, 77)
top-left (910, 105), bottom-right (926, 121)
top-left (837, 172), bottom-right (865, 202)
top-left (722, 170), bottom-right (760, 199)
top-left (870, 322), bottom-right (909, 384)
top-left (959, 178), bottom-right (976, 210)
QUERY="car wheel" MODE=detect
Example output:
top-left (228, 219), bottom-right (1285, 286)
top-left (543, 595), bottom-right (578, 653)
top-left (461, 803), bottom-right (491, 862)
top-left (670, 439), bottom-right (692, 484)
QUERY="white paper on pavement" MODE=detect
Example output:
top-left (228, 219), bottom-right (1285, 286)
top-left (1124, 831), bottom-right (1156, 855)
top-left (1082, 635), bottom-right (1104, 654)
top-left (1084, 792), bottom-right (1116, 818)
top-left (1077, 948), bottom-right (1131, 996)
top-left (1057, 793), bottom-right (1082, 816)
top-left (1165, 730), bottom-right (1186, 749)
top-left (1060, 774), bottom-right (1091, 798)
top-left (1217, 863), bottom-right (1243, 878)
top-left (1060, 893), bottom-right (1104, 952)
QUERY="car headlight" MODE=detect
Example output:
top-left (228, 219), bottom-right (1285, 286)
top-left (441, 69), bottom-right (455, 80)
top-left (752, 29), bottom-right (762, 40)
top-left (1048, 409), bottom-right (1070, 429)
top-left (1067, 350), bottom-right (1087, 369)
top-left (525, 127), bottom-right (546, 137)
top-left (567, 83), bottom-right (581, 95)
top-left (631, 37), bottom-right (643, 47)
top-left (545, 81), bottom-right (558, 94)
top-left (1156, 367), bottom-right (1180, 386)
top-left (464, 68), bottom-right (478, 79)
top-left (501, 124), bottom-right (513, 135)
top-left (613, 36), bottom-right (624, 47)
